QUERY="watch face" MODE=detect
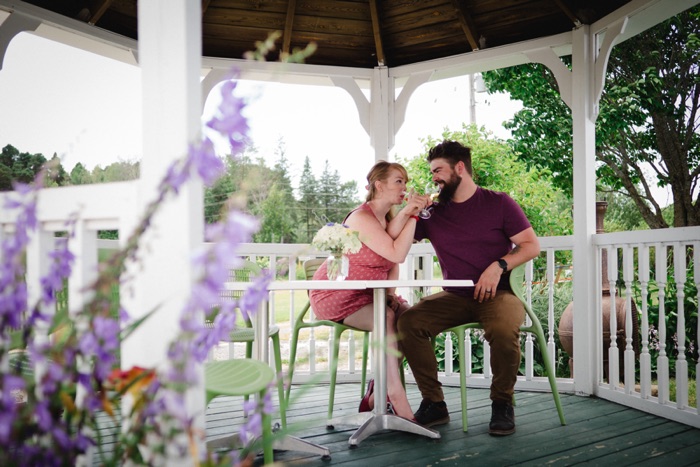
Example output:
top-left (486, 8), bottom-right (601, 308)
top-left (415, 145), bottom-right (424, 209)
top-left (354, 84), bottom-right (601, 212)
top-left (498, 259), bottom-right (508, 271)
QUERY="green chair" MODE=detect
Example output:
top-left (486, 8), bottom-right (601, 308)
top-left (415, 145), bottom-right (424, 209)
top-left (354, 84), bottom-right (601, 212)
top-left (286, 258), bottom-right (370, 427)
top-left (208, 260), bottom-right (286, 428)
top-left (205, 359), bottom-right (275, 464)
top-left (443, 262), bottom-right (566, 431)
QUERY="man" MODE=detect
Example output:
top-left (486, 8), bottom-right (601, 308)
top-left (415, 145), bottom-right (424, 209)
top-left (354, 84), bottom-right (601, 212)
top-left (397, 140), bottom-right (540, 436)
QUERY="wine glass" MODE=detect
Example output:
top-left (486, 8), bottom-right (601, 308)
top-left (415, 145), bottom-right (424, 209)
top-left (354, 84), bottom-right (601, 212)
top-left (418, 182), bottom-right (441, 219)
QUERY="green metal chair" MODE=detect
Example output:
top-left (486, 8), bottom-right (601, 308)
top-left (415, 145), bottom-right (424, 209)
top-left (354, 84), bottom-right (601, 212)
top-left (205, 359), bottom-right (275, 464)
top-left (286, 258), bottom-right (370, 427)
top-left (443, 262), bottom-right (566, 431)
top-left (208, 260), bottom-right (286, 428)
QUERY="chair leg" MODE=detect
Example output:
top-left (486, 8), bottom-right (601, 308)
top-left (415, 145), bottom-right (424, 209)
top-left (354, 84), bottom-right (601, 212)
top-left (286, 326), bottom-right (302, 404)
top-left (456, 328), bottom-right (468, 432)
top-left (260, 388), bottom-right (274, 464)
top-left (328, 327), bottom-right (344, 424)
top-left (532, 326), bottom-right (566, 425)
top-left (244, 342), bottom-right (253, 405)
top-left (271, 334), bottom-right (286, 428)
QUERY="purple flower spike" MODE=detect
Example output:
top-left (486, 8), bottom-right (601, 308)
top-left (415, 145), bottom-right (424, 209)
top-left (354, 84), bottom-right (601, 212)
top-left (206, 79), bottom-right (250, 155)
top-left (189, 137), bottom-right (224, 186)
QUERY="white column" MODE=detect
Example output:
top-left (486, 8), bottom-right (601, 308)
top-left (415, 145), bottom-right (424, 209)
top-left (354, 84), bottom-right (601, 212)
top-left (370, 66), bottom-right (392, 161)
top-left (121, 0), bottom-right (205, 448)
top-left (570, 25), bottom-right (598, 396)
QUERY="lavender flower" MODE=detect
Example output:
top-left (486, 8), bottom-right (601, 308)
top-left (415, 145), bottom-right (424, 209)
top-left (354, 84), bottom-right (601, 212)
top-left (206, 79), bottom-right (250, 154)
top-left (189, 137), bottom-right (224, 185)
top-left (0, 59), bottom-right (274, 465)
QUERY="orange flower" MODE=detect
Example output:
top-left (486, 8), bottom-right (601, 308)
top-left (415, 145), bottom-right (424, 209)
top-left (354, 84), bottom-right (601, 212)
top-left (107, 366), bottom-right (156, 397)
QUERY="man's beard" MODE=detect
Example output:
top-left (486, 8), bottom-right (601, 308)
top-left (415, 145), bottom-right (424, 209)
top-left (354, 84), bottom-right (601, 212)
top-left (437, 172), bottom-right (461, 204)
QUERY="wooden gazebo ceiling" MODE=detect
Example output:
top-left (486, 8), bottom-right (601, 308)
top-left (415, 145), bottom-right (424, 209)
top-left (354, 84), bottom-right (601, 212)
top-left (24, 0), bottom-right (632, 68)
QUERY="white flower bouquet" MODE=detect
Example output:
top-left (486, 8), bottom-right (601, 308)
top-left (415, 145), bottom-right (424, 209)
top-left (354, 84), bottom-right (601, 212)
top-left (312, 223), bottom-right (362, 255)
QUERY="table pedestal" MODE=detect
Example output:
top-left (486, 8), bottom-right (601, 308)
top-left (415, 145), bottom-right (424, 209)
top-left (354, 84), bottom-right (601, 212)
top-left (348, 414), bottom-right (440, 446)
top-left (348, 287), bottom-right (440, 446)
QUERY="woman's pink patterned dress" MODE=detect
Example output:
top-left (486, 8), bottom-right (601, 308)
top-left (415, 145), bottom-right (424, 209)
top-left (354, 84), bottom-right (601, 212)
top-left (309, 203), bottom-right (395, 322)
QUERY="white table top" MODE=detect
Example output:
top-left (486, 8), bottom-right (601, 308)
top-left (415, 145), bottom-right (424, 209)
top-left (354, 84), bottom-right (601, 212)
top-left (224, 279), bottom-right (473, 291)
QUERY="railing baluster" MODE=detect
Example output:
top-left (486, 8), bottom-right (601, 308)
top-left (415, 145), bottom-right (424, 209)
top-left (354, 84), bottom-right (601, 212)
top-left (483, 340), bottom-right (491, 378)
top-left (309, 306), bottom-right (317, 374)
top-left (695, 241), bottom-right (700, 416)
top-left (445, 331), bottom-right (454, 375)
top-left (608, 246), bottom-right (620, 389)
top-left (26, 230), bottom-right (54, 385)
top-left (638, 244), bottom-right (651, 399)
top-left (545, 250), bottom-right (555, 373)
top-left (348, 330), bottom-right (356, 374)
top-left (673, 242), bottom-right (688, 409)
top-left (623, 244), bottom-right (636, 394)
top-left (655, 242), bottom-right (670, 404)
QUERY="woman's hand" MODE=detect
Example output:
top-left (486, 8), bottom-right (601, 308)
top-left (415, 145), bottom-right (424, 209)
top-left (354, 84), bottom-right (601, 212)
top-left (386, 293), bottom-right (409, 316)
top-left (403, 190), bottom-right (429, 217)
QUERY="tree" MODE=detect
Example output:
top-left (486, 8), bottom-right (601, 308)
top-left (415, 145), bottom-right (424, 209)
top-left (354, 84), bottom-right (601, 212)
top-left (317, 160), bottom-right (359, 225)
top-left (0, 163), bottom-right (11, 190)
top-left (70, 162), bottom-right (92, 185)
top-left (399, 125), bottom-right (572, 238)
top-left (297, 156), bottom-right (320, 242)
top-left (248, 143), bottom-right (299, 243)
top-left (0, 144), bottom-right (47, 188)
top-left (255, 183), bottom-right (297, 243)
top-left (483, 6), bottom-right (700, 228)
top-left (45, 154), bottom-right (68, 187)
top-left (102, 160), bottom-right (140, 182)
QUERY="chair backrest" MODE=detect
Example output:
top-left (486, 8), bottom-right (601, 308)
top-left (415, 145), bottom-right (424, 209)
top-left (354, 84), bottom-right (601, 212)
top-left (209, 260), bottom-right (262, 326)
top-left (508, 262), bottom-right (545, 333)
top-left (304, 258), bottom-right (325, 280)
top-left (508, 262), bottom-right (526, 302)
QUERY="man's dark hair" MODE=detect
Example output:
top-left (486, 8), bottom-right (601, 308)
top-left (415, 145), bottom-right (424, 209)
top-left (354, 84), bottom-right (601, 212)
top-left (427, 140), bottom-right (472, 176)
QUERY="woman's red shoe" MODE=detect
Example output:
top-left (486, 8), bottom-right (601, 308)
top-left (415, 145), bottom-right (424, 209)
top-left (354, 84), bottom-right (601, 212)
top-left (358, 379), bottom-right (374, 412)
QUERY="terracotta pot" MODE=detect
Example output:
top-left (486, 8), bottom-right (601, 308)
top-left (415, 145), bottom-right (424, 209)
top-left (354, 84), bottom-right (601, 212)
top-left (559, 293), bottom-right (639, 381)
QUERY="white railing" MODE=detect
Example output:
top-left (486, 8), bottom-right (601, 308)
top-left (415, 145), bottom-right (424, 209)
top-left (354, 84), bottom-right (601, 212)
top-left (593, 227), bottom-right (700, 427)
top-left (3, 183), bottom-right (698, 428)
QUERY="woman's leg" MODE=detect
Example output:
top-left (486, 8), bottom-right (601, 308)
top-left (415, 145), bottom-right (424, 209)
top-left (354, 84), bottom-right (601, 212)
top-left (342, 302), bottom-right (414, 419)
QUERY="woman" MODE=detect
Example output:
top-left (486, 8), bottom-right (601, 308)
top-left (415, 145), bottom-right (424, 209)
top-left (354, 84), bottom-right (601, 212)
top-left (309, 161), bottom-right (427, 420)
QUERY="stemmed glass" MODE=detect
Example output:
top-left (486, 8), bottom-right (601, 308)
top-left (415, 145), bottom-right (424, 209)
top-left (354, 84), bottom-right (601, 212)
top-left (418, 182), bottom-right (441, 219)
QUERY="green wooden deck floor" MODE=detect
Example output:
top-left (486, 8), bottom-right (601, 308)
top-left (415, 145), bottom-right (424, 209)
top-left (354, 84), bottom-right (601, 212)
top-left (206, 383), bottom-right (700, 466)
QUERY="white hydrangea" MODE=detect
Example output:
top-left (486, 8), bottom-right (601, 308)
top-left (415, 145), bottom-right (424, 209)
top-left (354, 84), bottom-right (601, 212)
top-left (311, 223), bottom-right (362, 255)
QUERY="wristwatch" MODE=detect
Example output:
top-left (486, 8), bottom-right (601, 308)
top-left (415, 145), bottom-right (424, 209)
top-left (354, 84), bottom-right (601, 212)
top-left (497, 258), bottom-right (508, 274)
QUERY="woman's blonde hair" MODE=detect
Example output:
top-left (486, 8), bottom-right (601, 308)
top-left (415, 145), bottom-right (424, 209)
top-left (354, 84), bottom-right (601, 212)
top-left (365, 161), bottom-right (409, 221)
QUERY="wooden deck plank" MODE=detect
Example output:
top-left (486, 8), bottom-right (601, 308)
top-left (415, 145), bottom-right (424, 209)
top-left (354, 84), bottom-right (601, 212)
top-left (91, 382), bottom-right (700, 465)
top-left (241, 383), bottom-right (700, 466)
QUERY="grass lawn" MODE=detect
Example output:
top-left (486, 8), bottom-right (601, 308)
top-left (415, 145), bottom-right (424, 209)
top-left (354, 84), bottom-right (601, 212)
top-left (669, 378), bottom-right (698, 408)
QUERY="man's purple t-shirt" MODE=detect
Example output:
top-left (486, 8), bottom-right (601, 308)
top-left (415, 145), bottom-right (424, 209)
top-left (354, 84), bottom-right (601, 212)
top-left (414, 187), bottom-right (531, 297)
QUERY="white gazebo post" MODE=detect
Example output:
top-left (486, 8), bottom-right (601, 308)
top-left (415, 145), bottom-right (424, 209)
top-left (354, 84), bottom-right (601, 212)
top-left (120, 0), bottom-right (205, 459)
top-left (570, 24), bottom-right (600, 396)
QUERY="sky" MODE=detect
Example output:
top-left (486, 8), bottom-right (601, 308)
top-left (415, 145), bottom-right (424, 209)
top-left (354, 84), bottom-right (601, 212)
top-left (0, 32), bottom-right (521, 199)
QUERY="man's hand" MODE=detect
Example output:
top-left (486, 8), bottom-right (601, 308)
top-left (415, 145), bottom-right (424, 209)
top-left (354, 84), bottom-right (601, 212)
top-left (474, 261), bottom-right (503, 302)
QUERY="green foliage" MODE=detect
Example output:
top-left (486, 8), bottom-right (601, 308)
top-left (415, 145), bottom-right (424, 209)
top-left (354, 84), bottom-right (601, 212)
top-left (204, 146), bottom-right (361, 243)
top-left (297, 156), bottom-right (321, 242)
top-left (601, 191), bottom-right (648, 232)
top-left (70, 162), bottom-right (92, 185)
top-left (399, 124), bottom-right (573, 238)
top-left (1, 144), bottom-right (48, 189)
top-left (483, 6), bottom-right (700, 228)
top-left (91, 160), bottom-right (140, 183)
top-left (633, 249), bottom-right (698, 380)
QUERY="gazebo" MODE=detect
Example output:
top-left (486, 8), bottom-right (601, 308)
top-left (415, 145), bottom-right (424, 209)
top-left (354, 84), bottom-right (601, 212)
top-left (1, 0), bottom-right (699, 461)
